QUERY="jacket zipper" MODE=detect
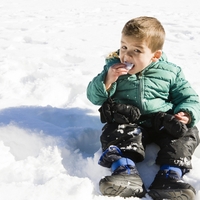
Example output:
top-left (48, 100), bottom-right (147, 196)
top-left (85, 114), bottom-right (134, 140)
top-left (137, 72), bottom-right (144, 112)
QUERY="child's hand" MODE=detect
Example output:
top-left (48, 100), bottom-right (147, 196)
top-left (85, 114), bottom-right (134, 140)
top-left (105, 63), bottom-right (128, 90)
top-left (174, 112), bottom-right (191, 124)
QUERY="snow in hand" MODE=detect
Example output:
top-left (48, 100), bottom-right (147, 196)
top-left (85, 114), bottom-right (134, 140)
top-left (0, 0), bottom-right (200, 199)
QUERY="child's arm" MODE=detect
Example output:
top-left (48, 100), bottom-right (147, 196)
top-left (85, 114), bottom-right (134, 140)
top-left (170, 67), bottom-right (200, 127)
top-left (87, 68), bottom-right (109, 105)
top-left (87, 63), bottom-right (129, 105)
top-left (87, 51), bottom-right (129, 105)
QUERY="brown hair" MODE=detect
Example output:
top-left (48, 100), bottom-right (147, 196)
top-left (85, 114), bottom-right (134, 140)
top-left (122, 16), bottom-right (165, 52)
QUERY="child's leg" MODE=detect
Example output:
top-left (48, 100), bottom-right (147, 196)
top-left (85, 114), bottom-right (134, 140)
top-left (98, 123), bottom-right (147, 198)
top-left (155, 126), bottom-right (199, 169)
top-left (149, 126), bottom-right (200, 200)
top-left (100, 122), bottom-right (147, 162)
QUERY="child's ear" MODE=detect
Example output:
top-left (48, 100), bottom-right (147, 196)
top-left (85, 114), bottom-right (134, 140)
top-left (152, 50), bottom-right (162, 62)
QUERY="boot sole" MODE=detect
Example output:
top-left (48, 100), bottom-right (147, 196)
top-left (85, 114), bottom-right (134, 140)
top-left (99, 174), bottom-right (146, 198)
top-left (148, 188), bottom-right (196, 200)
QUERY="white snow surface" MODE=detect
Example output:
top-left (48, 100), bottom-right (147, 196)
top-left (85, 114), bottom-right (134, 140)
top-left (0, 0), bottom-right (200, 199)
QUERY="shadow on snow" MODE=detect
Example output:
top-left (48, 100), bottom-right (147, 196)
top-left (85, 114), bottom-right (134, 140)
top-left (0, 106), bottom-right (102, 156)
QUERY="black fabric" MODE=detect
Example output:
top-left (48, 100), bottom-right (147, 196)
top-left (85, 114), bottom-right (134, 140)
top-left (98, 98), bottom-right (114, 123)
top-left (98, 146), bottom-right (122, 168)
top-left (152, 112), bottom-right (188, 138)
top-left (99, 101), bottom-right (199, 170)
top-left (112, 104), bottom-right (141, 124)
top-left (100, 123), bottom-right (146, 163)
top-left (155, 126), bottom-right (200, 169)
top-left (100, 122), bottom-right (199, 169)
top-left (99, 98), bottom-right (141, 124)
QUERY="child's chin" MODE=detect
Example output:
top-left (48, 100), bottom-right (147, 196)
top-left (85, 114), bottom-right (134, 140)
top-left (128, 67), bottom-right (139, 75)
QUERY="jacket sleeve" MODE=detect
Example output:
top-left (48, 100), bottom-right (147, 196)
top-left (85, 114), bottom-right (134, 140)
top-left (170, 67), bottom-right (200, 127)
top-left (86, 65), bottom-right (118, 105)
top-left (87, 52), bottom-right (121, 105)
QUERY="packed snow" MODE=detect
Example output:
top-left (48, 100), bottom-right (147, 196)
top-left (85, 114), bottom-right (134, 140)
top-left (0, 0), bottom-right (200, 199)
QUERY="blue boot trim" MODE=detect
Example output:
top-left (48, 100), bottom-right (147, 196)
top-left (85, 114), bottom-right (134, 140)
top-left (98, 145), bottom-right (122, 167)
top-left (111, 158), bottom-right (135, 174)
top-left (160, 165), bottom-right (182, 177)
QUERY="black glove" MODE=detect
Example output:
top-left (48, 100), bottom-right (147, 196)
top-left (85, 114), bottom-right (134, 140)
top-left (153, 112), bottom-right (188, 138)
top-left (99, 98), bottom-right (141, 124)
top-left (98, 98), bottom-right (115, 123)
top-left (112, 103), bottom-right (141, 124)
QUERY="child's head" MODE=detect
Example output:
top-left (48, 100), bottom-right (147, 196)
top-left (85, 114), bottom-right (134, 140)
top-left (119, 16), bottom-right (165, 75)
top-left (122, 16), bottom-right (165, 52)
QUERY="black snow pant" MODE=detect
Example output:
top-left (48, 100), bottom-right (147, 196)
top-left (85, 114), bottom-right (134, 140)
top-left (100, 122), bottom-right (200, 170)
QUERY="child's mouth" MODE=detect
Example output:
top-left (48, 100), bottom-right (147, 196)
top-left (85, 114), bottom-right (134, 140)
top-left (124, 62), bottom-right (134, 70)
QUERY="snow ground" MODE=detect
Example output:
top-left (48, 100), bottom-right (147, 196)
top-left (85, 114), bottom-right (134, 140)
top-left (0, 0), bottom-right (200, 199)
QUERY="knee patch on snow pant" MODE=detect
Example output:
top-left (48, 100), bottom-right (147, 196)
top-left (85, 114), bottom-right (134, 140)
top-left (155, 126), bottom-right (200, 169)
top-left (100, 123), bottom-right (145, 162)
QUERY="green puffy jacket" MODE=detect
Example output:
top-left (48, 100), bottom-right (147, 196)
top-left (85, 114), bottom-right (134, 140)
top-left (87, 51), bottom-right (200, 127)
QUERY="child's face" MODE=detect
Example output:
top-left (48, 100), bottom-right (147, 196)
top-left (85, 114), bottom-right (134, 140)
top-left (120, 34), bottom-right (159, 74)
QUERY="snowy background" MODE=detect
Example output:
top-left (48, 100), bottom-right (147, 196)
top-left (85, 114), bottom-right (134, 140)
top-left (0, 0), bottom-right (200, 199)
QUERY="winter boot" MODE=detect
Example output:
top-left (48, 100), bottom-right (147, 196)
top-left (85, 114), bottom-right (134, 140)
top-left (99, 157), bottom-right (146, 198)
top-left (98, 145), bottom-right (122, 168)
top-left (148, 166), bottom-right (196, 200)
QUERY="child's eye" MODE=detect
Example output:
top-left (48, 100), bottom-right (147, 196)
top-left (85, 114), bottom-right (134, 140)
top-left (121, 46), bottom-right (127, 50)
top-left (134, 49), bottom-right (141, 53)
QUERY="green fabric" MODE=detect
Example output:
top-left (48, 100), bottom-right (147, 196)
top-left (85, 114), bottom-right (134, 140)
top-left (87, 51), bottom-right (200, 127)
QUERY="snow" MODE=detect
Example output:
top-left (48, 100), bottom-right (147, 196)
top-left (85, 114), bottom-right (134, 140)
top-left (0, 0), bottom-right (200, 199)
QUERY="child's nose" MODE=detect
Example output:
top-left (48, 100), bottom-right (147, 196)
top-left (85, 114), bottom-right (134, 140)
top-left (124, 54), bottom-right (132, 62)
